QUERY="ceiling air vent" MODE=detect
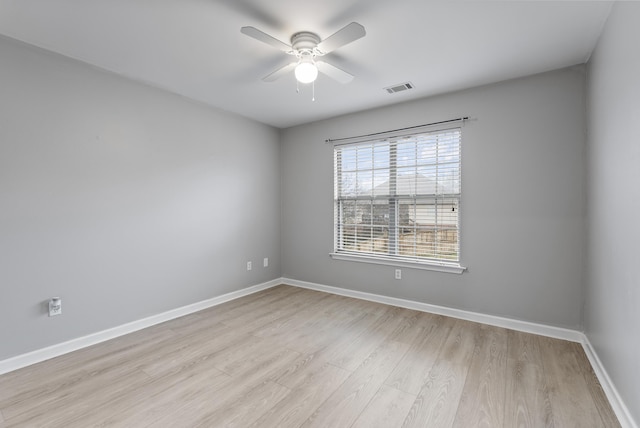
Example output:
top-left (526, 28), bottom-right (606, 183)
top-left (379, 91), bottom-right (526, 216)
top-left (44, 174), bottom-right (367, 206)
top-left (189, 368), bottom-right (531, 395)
top-left (385, 82), bottom-right (414, 94)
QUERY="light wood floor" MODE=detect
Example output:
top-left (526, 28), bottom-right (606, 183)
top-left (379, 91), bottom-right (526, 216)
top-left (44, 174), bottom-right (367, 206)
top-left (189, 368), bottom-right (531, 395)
top-left (0, 285), bottom-right (620, 427)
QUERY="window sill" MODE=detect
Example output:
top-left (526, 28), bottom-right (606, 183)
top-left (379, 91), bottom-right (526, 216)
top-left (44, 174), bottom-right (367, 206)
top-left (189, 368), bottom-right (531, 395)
top-left (329, 252), bottom-right (467, 274)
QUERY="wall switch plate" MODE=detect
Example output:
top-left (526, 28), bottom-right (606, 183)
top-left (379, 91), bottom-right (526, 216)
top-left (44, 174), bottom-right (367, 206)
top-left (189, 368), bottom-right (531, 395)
top-left (49, 297), bottom-right (62, 317)
top-left (263, 257), bottom-right (269, 267)
top-left (395, 269), bottom-right (402, 280)
top-left (247, 261), bottom-right (252, 271)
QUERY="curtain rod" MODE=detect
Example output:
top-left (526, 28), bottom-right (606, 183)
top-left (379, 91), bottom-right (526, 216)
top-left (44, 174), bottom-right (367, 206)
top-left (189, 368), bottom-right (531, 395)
top-left (325, 116), bottom-right (469, 144)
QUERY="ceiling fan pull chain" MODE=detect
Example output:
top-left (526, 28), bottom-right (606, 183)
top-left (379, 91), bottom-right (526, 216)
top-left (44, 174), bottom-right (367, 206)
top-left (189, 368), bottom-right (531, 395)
top-left (312, 81), bottom-right (315, 102)
top-left (296, 79), bottom-right (299, 94)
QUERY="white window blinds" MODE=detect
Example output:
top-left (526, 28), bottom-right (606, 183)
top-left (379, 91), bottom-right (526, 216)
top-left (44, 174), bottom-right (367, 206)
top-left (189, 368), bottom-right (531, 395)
top-left (334, 127), bottom-right (462, 265)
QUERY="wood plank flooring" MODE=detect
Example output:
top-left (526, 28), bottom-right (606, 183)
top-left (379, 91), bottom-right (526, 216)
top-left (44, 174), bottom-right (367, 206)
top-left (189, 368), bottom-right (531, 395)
top-left (0, 285), bottom-right (620, 427)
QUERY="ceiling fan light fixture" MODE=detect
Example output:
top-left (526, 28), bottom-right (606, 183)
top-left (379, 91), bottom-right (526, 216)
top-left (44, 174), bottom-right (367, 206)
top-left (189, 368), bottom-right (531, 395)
top-left (295, 60), bottom-right (318, 84)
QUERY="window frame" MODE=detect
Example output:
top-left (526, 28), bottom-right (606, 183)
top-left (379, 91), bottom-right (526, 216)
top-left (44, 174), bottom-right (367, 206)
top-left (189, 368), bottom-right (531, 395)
top-left (331, 125), bottom-right (466, 274)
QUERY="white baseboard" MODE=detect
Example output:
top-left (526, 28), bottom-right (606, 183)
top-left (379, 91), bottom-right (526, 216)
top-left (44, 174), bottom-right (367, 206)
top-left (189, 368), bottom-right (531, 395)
top-left (282, 278), bottom-right (583, 342)
top-left (581, 337), bottom-right (638, 428)
top-left (0, 279), bottom-right (281, 375)
top-left (282, 277), bottom-right (637, 428)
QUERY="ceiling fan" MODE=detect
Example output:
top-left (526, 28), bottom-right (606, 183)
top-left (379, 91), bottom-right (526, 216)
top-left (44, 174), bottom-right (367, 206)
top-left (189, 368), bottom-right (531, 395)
top-left (240, 22), bottom-right (366, 85)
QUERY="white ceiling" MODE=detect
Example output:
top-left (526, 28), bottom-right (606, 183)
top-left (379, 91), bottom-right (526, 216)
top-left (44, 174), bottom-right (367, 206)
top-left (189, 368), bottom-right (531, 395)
top-left (0, 0), bottom-right (612, 128)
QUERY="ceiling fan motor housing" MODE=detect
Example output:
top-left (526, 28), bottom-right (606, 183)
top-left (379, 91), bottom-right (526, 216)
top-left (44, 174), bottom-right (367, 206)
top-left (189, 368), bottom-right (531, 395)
top-left (290, 32), bottom-right (322, 56)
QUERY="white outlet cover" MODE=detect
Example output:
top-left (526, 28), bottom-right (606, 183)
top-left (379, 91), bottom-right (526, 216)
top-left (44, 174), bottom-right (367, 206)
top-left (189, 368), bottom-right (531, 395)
top-left (49, 298), bottom-right (62, 316)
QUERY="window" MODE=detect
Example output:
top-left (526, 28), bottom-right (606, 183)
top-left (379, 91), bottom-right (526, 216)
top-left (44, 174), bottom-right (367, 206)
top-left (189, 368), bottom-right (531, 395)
top-left (333, 126), bottom-right (464, 273)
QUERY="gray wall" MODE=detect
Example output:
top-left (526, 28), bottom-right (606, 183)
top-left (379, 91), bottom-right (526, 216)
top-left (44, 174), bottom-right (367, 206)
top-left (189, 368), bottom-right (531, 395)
top-left (586, 2), bottom-right (640, 424)
top-left (281, 68), bottom-right (586, 329)
top-left (0, 36), bottom-right (281, 360)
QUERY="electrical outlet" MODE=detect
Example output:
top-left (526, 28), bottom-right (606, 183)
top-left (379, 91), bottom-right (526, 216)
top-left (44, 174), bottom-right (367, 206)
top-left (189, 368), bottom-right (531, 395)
top-left (395, 269), bottom-right (402, 280)
top-left (247, 261), bottom-right (252, 271)
top-left (49, 297), bottom-right (62, 317)
top-left (263, 257), bottom-right (269, 267)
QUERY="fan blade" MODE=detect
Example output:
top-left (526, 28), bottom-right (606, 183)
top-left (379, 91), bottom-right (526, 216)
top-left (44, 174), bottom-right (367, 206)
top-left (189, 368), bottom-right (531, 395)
top-left (317, 22), bottom-right (366, 54)
top-left (316, 61), bottom-right (354, 84)
top-left (241, 26), bottom-right (292, 53)
top-left (262, 62), bottom-right (297, 82)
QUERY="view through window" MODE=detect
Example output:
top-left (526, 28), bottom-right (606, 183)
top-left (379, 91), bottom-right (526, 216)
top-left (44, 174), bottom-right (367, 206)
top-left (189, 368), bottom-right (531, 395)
top-left (333, 127), bottom-right (461, 265)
